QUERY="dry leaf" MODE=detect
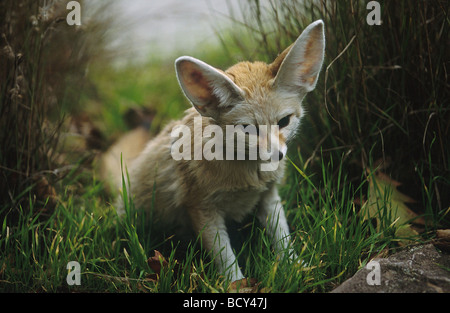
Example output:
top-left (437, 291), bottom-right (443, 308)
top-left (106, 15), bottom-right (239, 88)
top-left (146, 250), bottom-right (170, 281)
top-left (363, 172), bottom-right (422, 240)
top-left (228, 278), bottom-right (259, 293)
top-left (147, 250), bottom-right (168, 273)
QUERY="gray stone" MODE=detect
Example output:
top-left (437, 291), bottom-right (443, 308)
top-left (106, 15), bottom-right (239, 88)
top-left (331, 244), bottom-right (450, 293)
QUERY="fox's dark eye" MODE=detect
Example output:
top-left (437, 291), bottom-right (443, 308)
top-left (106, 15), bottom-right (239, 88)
top-left (277, 115), bottom-right (292, 128)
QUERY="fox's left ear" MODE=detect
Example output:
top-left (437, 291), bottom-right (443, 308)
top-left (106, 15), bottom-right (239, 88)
top-left (271, 20), bottom-right (325, 93)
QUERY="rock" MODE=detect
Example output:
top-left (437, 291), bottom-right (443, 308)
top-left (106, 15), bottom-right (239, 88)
top-left (331, 244), bottom-right (450, 293)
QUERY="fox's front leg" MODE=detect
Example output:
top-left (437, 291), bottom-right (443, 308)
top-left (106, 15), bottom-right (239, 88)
top-left (189, 208), bottom-right (244, 282)
top-left (257, 185), bottom-right (297, 260)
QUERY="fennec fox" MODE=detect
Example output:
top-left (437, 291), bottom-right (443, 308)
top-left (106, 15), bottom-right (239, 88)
top-left (115, 20), bottom-right (325, 282)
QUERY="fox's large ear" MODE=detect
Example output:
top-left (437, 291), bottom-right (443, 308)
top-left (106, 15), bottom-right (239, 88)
top-left (175, 56), bottom-right (244, 118)
top-left (271, 20), bottom-right (325, 93)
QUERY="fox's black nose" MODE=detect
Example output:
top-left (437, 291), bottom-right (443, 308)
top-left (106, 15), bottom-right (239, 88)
top-left (278, 151), bottom-right (284, 161)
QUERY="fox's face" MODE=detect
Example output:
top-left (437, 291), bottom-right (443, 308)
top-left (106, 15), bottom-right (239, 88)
top-left (175, 20), bottom-right (325, 165)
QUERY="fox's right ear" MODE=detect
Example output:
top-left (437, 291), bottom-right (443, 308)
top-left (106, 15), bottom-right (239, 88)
top-left (271, 20), bottom-right (325, 94)
top-left (175, 56), bottom-right (244, 119)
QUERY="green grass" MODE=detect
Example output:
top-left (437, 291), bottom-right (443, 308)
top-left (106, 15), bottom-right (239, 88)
top-left (0, 150), bottom-right (418, 292)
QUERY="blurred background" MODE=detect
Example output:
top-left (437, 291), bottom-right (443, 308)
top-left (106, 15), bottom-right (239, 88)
top-left (109, 0), bottom-right (242, 61)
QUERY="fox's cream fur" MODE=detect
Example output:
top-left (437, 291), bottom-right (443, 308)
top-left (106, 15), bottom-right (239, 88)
top-left (111, 20), bottom-right (325, 282)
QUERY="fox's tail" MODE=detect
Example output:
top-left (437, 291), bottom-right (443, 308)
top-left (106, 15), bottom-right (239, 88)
top-left (97, 108), bottom-right (154, 195)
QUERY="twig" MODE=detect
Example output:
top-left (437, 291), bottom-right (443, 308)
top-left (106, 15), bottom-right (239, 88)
top-left (323, 35), bottom-right (356, 125)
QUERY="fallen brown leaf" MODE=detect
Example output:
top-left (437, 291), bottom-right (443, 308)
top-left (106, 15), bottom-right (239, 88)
top-left (146, 250), bottom-right (170, 281)
top-left (362, 171), bottom-right (423, 242)
top-left (147, 250), bottom-right (168, 273)
top-left (146, 250), bottom-right (181, 282)
top-left (228, 278), bottom-right (259, 293)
